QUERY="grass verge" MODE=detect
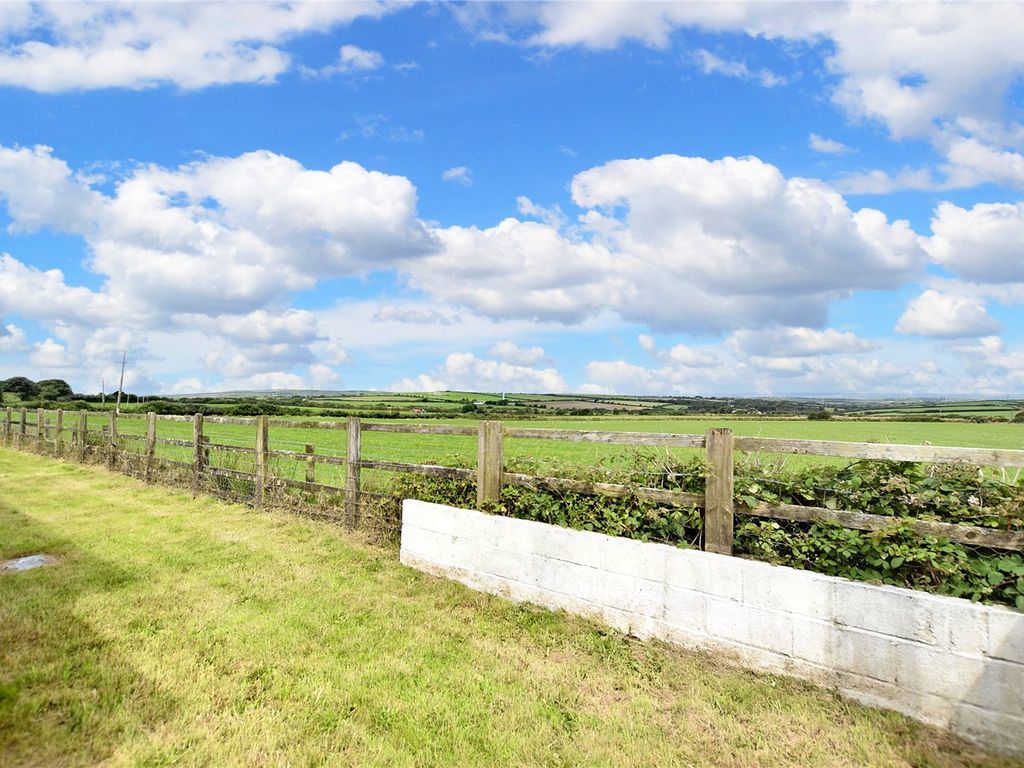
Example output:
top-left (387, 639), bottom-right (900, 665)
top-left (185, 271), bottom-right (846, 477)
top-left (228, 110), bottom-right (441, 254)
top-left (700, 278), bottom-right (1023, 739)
top-left (0, 448), bottom-right (1018, 767)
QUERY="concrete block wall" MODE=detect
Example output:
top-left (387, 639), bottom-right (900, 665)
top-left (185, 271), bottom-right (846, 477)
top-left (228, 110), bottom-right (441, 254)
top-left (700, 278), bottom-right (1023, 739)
top-left (400, 499), bottom-right (1024, 757)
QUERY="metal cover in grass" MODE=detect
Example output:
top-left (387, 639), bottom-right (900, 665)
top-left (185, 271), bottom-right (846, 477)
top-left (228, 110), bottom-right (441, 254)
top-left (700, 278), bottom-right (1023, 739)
top-left (1, 554), bottom-right (59, 573)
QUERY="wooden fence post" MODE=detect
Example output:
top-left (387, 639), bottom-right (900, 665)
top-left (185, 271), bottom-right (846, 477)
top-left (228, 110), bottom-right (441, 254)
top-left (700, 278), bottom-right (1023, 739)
top-left (108, 410), bottom-right (118, 468)
top-left (305, 443), bottom-right (315, 484)
top-left (145, 412), bottom-right (156, 482)
top-left (476, 420), bottom-right (504, 509)
top-left (55, 409), bottom-right (63, 456)
top-left (37, 408), bottom-right (45, 450)
top-left (18, 407), bottom-right (26, 444)
top-left (2, 407), bottom-right (9, 446)
top-left (255, 415), bottom-right (269, 506)
top-left (78, 411), bottom-right (88, 461)
top-left (345, 417), bottom-right (361, 527)
top-left (704, 428), bottom-right (735, 555)
top-left (192, 413), bottom-right (204, 495)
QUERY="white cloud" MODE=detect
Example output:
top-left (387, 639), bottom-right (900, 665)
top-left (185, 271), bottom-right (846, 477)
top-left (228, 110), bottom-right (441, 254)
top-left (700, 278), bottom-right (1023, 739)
top-left (0, 3), bottom-right (396, 92)
top-left (0, 322), bottom-right (27, 353)
top-left (832, 166), bottom-right (938, 195)
top-left (694, 49), bottom-right (787, 88)
top-left (727, 327), bottom-right (878, 357)
top-left (338, 114), bottom-right (425, 144)
top-left (441, 166), bottom-right (474, 186)
top-left (489, 340), bottom-right (547, 366)
top-left (29, 337), bottom-right (74, 369)
top-left (309, 363), bottom-right (341, 390)
top-left (163, 377), bottom-right (205, 396)
top-left (0, 146), bottom-right (434, 319)
top-left (390, 373), bottom-right (448, 393)
top-left (925, 201), bottom-right (1024, 283)
top-left (335, 44), bottom-right (385, 72)
top-left (473, 3), bottom-right (1024, 189)
top-left (395, 351), bottom-right (567, 394)
top-left (895, 290), bottom-right (1001, 339)
top-left (808, 133), bottom-right (851, 155)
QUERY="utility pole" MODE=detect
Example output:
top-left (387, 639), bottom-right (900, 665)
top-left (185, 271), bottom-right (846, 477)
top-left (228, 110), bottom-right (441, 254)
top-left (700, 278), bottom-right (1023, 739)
top-left (115, 350), bottom-right (127, 414)
top-left (101, 378), bottom-right (105, 405)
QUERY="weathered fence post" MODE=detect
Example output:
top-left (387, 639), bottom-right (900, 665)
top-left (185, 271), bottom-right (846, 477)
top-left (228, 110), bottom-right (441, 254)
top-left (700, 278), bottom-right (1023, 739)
top-left (476, 420), bottom-right (504, 509)
top-left (108, 410), bottom-right (118, 468)
top-left (192, 413), bottom-right (204, 495)
top-left (36, 408), bottom-right (45, 450)
top-left (144, 412), bottom-right (156, 482)
top-left (255, 415), bottom-right (269, 506)
top-left (18, 407), bottom-right (26, 444)
top-left (704, 428), bottom-right (735, 555)
top-left (305, 443), bottom-right (315, 484)
top-left (2, 407), bottom-right (10, 446)
top-left (55, 409), bottom-right (63, 456)
top-left (345, 417), bottom-right (361, 527)
top-left (78, 411), bottom-right (88, 461)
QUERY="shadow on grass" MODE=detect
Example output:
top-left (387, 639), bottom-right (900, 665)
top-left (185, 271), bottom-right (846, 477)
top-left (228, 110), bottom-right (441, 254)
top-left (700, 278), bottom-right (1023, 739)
top-left (0, 501), bottom-right (178, 766)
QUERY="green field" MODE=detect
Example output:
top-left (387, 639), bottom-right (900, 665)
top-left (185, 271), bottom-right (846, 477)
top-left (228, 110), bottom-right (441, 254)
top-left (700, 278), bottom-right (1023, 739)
top-left (15, 412), bottom-right (1024, 490)
top-left (1, 449), bottom-right (1015, 767)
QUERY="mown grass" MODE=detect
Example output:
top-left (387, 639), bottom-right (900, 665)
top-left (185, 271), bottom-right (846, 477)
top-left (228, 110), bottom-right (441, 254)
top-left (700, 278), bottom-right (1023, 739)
top-left (1, 449), bottom-right (1020, 767)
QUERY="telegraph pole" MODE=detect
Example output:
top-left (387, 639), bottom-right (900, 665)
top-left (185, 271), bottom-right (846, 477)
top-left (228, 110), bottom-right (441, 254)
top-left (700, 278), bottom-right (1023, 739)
top-left (115, 351), bottom-right (127, 414)
top-left (101, 378), bottom-right (105, 405)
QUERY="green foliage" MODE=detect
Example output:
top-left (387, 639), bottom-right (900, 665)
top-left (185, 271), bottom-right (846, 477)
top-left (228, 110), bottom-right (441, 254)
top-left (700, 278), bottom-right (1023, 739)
top-left (36, 379), bottom-right (74, 400)
top-left (1, 376), bottom-right (39, 399)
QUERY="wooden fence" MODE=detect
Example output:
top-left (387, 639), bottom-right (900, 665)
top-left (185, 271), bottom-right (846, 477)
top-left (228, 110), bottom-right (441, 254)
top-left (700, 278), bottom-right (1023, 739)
top-left (3, 407), bottom-right (1023, 554)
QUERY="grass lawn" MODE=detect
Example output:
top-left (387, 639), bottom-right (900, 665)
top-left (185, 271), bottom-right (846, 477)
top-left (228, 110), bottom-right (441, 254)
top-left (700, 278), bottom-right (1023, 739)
top-left (0, 448), bottom-right (1019, 767)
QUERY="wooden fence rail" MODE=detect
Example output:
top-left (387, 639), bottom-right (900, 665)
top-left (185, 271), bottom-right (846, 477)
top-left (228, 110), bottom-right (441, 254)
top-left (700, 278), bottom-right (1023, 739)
top-left (3, 408), bottom-right (1023, 553)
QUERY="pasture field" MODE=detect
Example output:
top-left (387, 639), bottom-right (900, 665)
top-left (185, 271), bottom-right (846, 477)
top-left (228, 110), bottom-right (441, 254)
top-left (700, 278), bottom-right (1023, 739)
top-left (86, 414), bottom-right (1024, 490)
top-left (0, 449), bottom-right (1015, 768)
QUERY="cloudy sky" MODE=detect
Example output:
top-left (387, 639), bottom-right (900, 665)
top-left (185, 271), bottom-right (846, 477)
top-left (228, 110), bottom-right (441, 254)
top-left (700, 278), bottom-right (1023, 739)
top-left (0, 1), bottom-right (1023, 397)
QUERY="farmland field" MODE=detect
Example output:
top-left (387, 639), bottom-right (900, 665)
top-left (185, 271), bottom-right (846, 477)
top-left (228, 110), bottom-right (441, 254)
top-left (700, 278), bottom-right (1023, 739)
top-left (0, 448), bottom-right (1014, 767)
top-left (41, 412), bottom-right (1024, 490)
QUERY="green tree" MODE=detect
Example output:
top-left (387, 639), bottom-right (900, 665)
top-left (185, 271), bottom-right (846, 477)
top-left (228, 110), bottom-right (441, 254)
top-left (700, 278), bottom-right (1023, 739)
top-left (0, 377), bottom-right (38, 400)
top-left (37, 379), bottom-right (75, 400)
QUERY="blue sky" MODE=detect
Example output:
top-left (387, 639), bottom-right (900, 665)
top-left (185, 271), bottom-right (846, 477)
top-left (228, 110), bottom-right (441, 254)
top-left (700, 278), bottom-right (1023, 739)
top-left (0, 1), bottom-right (1023, 396)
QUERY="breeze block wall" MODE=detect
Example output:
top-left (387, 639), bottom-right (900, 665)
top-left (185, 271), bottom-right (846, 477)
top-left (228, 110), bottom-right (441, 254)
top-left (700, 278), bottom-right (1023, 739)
top-left (400, 499), bottom-right (1024, 757)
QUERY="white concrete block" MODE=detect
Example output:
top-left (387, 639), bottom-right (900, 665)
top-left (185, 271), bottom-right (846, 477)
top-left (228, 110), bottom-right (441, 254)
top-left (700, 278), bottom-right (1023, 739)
top-left (663, 586), bottom-right (707, 634)
top-left (742, 564), bottom-right (834, 617)
top-left (987, 607), bottom-right (1024, 665)
top-left (831, 627), bottom-right (900, 684)
top-left (596, 535), bottom-right (670, 581)
top-left (962, 657), bottom-right (1024, 719)
top-left (400, 526), bottom-right (456, 566)
top-left (831, 580), bottom-right (987, 651)
top-left (951, 702), bottom-right (1024, 758)
top-left (790, 617), bottom-right (835, 668)
top-left (664, 548), bottom-right (743, 601)
top-left (895, 644), bottom-right (987, 701)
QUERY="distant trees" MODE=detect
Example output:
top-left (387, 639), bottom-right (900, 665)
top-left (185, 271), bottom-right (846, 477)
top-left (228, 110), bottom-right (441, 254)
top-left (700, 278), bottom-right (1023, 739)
top-left (37, 379), bottom-right (75, 400)
top-left (0, 377), bottom-right (75, 403)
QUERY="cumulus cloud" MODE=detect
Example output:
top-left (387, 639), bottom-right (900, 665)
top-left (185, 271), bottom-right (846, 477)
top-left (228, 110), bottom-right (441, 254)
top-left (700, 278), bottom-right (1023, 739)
top-left (896, 290), bottom-right (1001, 338)
top-left (0, 2), bottom-right (396, 91)
top-left (926, 201), bottom-right (1024, 283)
top-left (333, 44), bottom-right (385, 73)
top-left (0, 146), bottom-right (435, 317)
